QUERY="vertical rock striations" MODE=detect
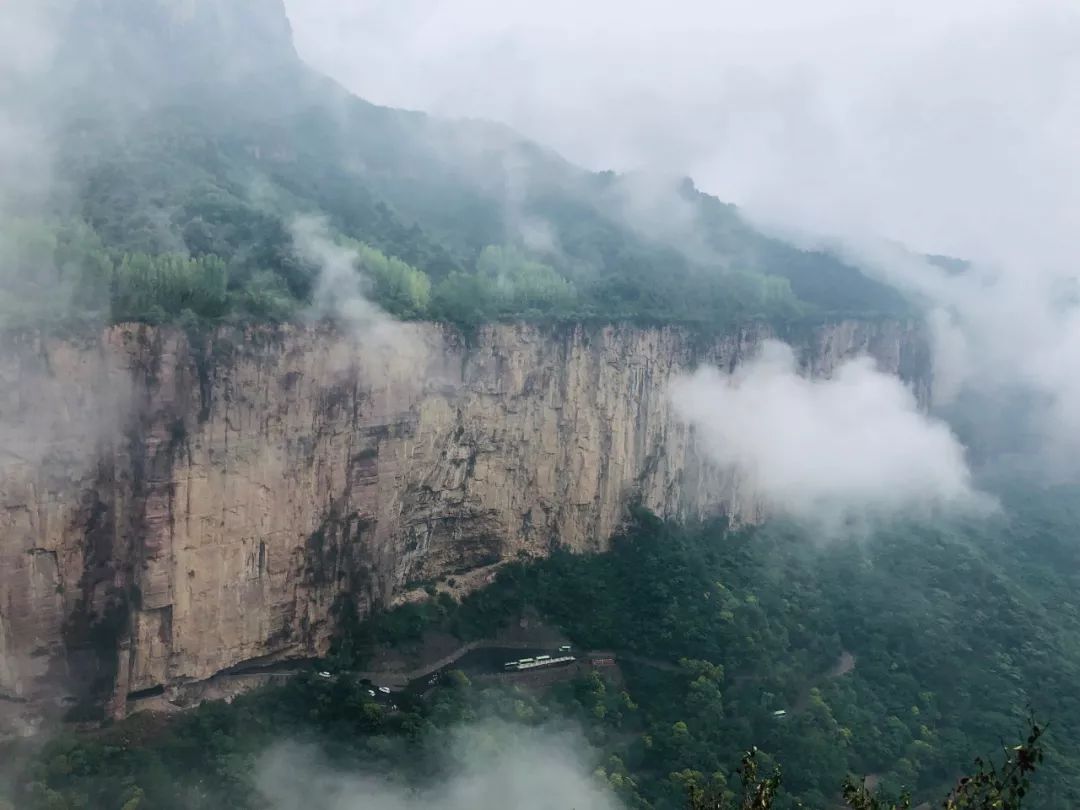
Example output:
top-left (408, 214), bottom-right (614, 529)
top-left (0, 319), bottom-right (928, 728)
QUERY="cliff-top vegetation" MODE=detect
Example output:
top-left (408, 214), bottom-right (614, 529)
top-left (4, 14), bottom-right (913, 335)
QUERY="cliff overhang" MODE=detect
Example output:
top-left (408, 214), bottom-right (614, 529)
top-left (0, 318), bottom-right (929, 733)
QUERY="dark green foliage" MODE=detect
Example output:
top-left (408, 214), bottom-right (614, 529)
top-left (9, 50), bottom-right (913, 334)
top-left (333, 487), bottom-right (1079, 809)
top-left (230, 270), bottom-right (298, 321)
top-left (840, 719), bottom-right (1045, 810)
top-left (8, 668), bottom-right (637, 809)
top-left (684, 723), bottom-right (1046, 810)
top-left (940, 721), bottom-right (1044, 810)
top-left (6, 670), bottom-right (1045, 810)
top-left (110, 254), bottom-right (229, 322)
top-left (343, 237), bottom-right (432, 319)
top-left (9, 483), bottom-right (1071, 809)
top-left (686, 749), bottom-right (783, 810)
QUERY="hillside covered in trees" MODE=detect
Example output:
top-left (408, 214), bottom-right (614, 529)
top-left (2, 0), bottom-right (913, 333)
top-left (5, 483), bottom-right (1075, 809)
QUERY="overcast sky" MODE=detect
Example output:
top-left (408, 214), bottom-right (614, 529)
top-left (284, 0), bottom-right (1080, 484)
top-left (285, 0), bottom-right (1080, 270)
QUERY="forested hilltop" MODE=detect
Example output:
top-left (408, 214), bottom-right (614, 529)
top-left (5, 483), bottom-right (1072, 809)
top-left (2, 0), bottom-right (912, 332)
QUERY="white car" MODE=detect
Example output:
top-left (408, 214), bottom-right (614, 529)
top-left (378, 686), bottom-right (391, 694)
top-left (318, 671), bottom-right (332, 679)
top-left (367, 689), bottom-right (376, 697)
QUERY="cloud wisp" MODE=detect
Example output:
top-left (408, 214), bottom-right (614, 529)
top-left (256, 721), bottom-right (620, 810)
top-left (289, 215), bottom-right (422, 350)
top-left (291, 216), bottom-right (389, 334)
top-left (672, 340), bottom-right (986, 528)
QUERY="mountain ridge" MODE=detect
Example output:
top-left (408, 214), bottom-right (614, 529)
top-left (3, 0), bottom-right (915, 334)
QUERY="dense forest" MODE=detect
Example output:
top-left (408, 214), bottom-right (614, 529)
top-left (2, 0), bottom-right (914, 335)
top-left (6, 482), bottom-right (1075, 809)
top-left (0, 157), bottom-right (908, 333)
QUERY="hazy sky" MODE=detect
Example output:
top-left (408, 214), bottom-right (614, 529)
top-left (284, 1), bottom-right (1080, 492)
top-left (285, 0), bottom-right (1080, 270)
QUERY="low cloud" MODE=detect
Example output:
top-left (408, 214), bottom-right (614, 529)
top-left (802, 236), bottom-right (1080, 474)
top-left (291, 216), bottom-right (395, 339)
top-left (288, 215), bottom-right (442, 390)
top-left (288, 215), bottom-right (430, 367)
top-left (256, 721), bottom-right (619, 810)
top-left (672, 340), bottom-right (985, 527)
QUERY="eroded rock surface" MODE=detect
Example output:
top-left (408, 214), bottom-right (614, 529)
top-left (0, 320), bottom-right (928, 726)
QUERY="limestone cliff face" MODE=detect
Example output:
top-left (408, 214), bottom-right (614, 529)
top-left (0, 320), bottom-right (928, 730)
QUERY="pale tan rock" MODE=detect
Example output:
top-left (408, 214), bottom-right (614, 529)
top-left (0, 319), bottom-right (927, 727)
